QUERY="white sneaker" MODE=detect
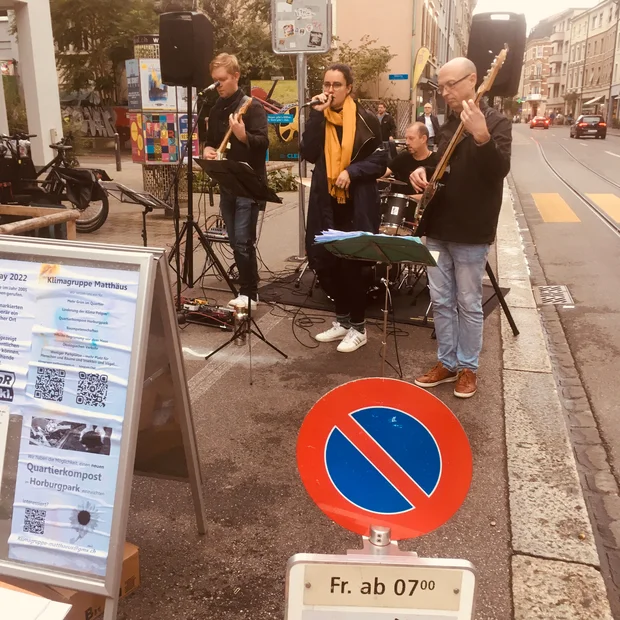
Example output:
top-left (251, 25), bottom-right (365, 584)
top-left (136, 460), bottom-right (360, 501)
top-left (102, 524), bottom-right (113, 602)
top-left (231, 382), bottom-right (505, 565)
top-left (228, 295), bottom-right (258, 310)
top-left (337, 328), bottom-right (368, 353)
top-left (315, 321), bottom-right (349, 343)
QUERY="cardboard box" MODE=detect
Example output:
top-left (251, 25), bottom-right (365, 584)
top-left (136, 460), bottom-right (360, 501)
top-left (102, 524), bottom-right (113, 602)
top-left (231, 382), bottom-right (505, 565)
top-left (0, 542), bottom-right (140, 620)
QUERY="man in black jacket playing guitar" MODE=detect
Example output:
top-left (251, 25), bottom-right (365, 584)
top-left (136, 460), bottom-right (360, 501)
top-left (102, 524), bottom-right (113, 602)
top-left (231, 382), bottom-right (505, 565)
top-left (410, 57), bottom-right (512, 398)
top-left (203, 53), bottom-right (268, 310)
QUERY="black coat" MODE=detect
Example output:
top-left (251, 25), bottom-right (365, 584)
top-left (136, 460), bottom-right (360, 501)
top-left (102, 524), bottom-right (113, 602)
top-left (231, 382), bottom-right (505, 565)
top-left (301, 102), bottom-right (388, 269)
top-left (416, 113), bottom-right (441, 137)
top-left (378, 113), bottom-right (397, 141)
top-left (206, 89), bottom-right (269, 178)
top-left (418, 102), bottom-right (512, 244)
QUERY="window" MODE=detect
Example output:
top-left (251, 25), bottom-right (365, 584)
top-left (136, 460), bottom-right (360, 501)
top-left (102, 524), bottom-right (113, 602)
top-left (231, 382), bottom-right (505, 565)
top-left (592, 16), bottom-right (596, 29)
top-left (0, 9), bottom-right (7, 21)
top-left (536, 62), bottom-right (542, 77)
top-left (599, 12), bottom-right (603, 26)
top-left (594, 41), bottom-right (598, 55)
top-left (615, 64), bottom-right (618, 82)
top-left (537, 46), bottom-right (543, 58)
top-left (571, 46), bottom-right (576, 62)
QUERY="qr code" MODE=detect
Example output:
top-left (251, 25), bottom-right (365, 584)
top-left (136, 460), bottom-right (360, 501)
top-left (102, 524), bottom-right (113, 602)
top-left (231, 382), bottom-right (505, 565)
top-left (76, 372), bottom-right (109, 408)
top-left (34, 367), bottom-right (66, 402)
top-left (23, 508), bottom-right (46, 535)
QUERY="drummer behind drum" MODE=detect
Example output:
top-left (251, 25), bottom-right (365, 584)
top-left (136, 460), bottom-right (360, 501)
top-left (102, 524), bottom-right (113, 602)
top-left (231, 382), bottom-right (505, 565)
top-left (382, 122), bottom-right (438, 196)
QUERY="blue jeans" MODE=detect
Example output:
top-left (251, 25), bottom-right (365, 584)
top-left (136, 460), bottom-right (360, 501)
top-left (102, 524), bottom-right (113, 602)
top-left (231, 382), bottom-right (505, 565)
top-left (219, 189), bottom-right (259, 298)
top-left (425, 238), bottom-right (490, 372)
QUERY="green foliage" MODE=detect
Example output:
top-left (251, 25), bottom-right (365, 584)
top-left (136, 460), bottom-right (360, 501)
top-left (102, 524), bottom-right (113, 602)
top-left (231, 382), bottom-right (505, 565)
top-left (51, 0), bottom-right (159, 102)
top-left (307, 36), bottom-right (396, 98)
top-left (3, 76), bottom-right (28, 134)
top-left (193, 166), bottom-right (297, 195)
top-left (267, 168), bottom-right (298, 192)
top-left (502, 97), bottom-right (520, 116)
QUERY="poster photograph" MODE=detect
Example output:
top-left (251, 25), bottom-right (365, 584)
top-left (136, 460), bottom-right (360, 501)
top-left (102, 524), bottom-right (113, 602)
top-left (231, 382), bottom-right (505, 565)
top-left (251, 79), bottom-right (299, 162)
top-left (139, 58), bottom-right (177, 112)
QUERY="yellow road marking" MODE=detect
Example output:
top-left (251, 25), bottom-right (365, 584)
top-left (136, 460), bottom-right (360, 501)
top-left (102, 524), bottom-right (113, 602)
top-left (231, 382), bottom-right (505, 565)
top-left (532, 193), bottom-right (581, 222)
top-left (586, 194), bottom-right (620, 222)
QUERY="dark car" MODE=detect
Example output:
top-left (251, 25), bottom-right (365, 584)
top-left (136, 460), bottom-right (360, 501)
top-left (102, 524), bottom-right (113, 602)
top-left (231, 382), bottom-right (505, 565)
top-left (530, 116), bottom-right (550, 129)
top-left (570, 114), bottom-right (607, 139)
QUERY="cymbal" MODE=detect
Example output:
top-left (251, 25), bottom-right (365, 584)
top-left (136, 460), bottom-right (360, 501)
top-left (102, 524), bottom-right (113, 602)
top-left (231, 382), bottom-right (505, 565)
top-left (378, 177), bottom-right (408, 186)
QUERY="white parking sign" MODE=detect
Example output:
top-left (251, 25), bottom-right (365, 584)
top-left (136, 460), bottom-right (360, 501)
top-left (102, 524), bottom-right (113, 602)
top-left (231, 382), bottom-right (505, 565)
top-left (286, 554), bottom-right (476, 620)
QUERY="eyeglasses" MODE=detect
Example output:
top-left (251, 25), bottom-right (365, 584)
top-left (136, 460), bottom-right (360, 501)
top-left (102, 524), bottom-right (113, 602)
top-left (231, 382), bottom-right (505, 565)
top-left (437, 73), bottom-right (472, 94)
top-left (323, 81), bottom-right (345, 91)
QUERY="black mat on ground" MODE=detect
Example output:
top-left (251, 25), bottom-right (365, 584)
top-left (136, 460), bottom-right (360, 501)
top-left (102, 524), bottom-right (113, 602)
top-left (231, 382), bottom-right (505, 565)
top-left (259, 269), bottom-right (509, 328)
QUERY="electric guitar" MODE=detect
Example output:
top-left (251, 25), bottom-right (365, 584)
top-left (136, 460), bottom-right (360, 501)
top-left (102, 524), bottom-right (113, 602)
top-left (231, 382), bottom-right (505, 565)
top-left (410, 46), bottom-right (509, 234)
top-left (216, 97), bottom-right (254, 160)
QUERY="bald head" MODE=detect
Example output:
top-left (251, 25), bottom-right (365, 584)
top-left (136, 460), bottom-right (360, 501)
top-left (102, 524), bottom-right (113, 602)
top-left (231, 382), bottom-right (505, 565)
top-left (438, 57), bottom-right (478, 113)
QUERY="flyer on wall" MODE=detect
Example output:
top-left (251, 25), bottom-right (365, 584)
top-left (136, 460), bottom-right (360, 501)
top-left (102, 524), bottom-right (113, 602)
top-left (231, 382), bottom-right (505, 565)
top-left (0, 258), bottom-right (140, 576)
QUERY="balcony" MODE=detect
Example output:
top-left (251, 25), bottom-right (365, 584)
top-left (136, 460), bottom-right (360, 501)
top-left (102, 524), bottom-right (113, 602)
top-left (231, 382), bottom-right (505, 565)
top-left (551, 30), bottom-right (565, 43)
top-left (547, 74), bottom-right (562, 85)
top-left (549, 53), bottom-right (563, 64)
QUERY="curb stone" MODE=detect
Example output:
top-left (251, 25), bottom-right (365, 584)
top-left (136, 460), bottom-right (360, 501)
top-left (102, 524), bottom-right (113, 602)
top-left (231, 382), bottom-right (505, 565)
top-left (498, 178), bottom-right (615, 618)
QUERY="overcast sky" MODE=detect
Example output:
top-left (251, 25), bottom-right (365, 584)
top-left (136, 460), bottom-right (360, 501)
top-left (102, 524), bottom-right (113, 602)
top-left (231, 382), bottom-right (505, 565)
top-left (473, 0), bottom-right (601, 33)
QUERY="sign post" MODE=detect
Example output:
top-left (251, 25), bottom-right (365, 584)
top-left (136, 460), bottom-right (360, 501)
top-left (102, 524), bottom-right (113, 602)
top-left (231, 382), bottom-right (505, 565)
top-left (271, 0), bottom-right (333, 259)
top-left (0, 237), bottom-right (206, 619)
top-left (289, 378), bottom-right (476, 619)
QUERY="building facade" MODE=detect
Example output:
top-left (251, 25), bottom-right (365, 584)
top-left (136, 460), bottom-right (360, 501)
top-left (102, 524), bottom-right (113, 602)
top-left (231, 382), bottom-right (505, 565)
top-left (332, 0), bottom-right (475, 119)
top-left (521, 27), bottom-right (553, 119)
top-left (526, 0), bottom-right (620, 122)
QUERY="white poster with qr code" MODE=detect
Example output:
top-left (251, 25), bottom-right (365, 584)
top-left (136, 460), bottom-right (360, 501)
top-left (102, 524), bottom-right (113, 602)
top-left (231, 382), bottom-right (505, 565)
top-left (1, 259), bottom-right (140, 576)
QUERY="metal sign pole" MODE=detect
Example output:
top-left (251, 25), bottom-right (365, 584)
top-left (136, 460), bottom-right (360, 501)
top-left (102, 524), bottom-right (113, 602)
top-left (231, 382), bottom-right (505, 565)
top-left (297, 53), bottom-right (308, 259)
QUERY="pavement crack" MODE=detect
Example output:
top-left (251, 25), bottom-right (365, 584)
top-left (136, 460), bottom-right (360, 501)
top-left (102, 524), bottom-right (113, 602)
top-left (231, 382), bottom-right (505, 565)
top-left (513, 551), bottom-right (603, 572)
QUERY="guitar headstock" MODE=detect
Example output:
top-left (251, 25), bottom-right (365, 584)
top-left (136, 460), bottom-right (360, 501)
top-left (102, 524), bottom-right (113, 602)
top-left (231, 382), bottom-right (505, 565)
top-left (477, 45), bottom-right (509, 97)
top-left (238, 97), bottom-right (253, 117)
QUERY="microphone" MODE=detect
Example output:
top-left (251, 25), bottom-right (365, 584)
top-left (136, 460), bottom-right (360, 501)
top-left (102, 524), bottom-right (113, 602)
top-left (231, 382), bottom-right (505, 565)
top-left (198, 81), bottom-right (220, 96)
top-left (300, 96), bottom-right (332, 109)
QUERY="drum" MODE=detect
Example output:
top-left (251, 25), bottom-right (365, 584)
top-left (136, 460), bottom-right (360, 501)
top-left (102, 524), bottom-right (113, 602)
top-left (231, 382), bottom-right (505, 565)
top-left (379, 193), bottom-right (418, 236)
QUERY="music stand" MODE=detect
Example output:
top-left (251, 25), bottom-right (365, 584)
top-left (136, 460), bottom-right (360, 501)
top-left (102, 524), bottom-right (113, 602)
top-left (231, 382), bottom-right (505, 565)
top-left (319, 232), bottom-right (437, 376)
top-left (195, 158), bottom-right (286, 381)
top-left (101, 181), bottom-right (171, 247)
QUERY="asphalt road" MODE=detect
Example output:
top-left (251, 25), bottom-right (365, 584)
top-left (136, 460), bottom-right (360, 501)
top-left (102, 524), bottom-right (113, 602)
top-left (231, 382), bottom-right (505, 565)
top-left (510, 124), bottom-right (620, 481)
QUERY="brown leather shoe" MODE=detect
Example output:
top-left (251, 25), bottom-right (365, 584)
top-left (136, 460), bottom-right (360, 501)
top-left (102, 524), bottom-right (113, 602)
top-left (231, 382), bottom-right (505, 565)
top-left (454, 369), bottom-right (477, 398)
top-left (414, 362), bottom-right (457, 388)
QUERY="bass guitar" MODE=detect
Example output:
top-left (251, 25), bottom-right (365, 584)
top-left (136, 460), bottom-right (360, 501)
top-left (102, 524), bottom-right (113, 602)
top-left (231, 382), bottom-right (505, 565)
top-left (410, 46), bottom-right (509, 235)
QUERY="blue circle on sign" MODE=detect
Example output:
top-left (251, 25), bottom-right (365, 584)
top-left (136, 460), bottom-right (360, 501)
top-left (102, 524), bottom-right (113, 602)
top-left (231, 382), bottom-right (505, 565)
top-left (325, 407), bottom-right (441, 515)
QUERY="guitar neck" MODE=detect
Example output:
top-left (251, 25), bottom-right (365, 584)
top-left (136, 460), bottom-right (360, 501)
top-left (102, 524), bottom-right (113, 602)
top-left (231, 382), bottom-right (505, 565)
top-left (217, 127), bottom-right (234, 156)
top-left (430, 90), bottom-right (485, 184)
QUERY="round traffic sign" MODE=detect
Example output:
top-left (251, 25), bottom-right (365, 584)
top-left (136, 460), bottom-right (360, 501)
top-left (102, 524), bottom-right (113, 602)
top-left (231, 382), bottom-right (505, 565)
top-left (296, 378), bottom-right (473, 540)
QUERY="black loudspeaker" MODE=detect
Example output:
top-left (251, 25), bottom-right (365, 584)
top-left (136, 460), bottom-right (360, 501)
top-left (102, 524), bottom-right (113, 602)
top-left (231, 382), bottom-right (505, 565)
top-left (467, 12), bottom-right (526, 98)
top-left (159, 11), bottom-right (214, 87)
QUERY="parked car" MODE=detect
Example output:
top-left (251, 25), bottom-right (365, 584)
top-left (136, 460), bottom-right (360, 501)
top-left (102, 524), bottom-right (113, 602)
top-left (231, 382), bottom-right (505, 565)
top-left (530, 116), bottom-right (550, 129)
top-left (570, 114), bottom-right (607, 139)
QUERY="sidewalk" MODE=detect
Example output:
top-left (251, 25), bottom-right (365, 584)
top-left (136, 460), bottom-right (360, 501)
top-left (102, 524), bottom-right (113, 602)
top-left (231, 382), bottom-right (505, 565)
top-left (73, 170), bottom-right (614, 618)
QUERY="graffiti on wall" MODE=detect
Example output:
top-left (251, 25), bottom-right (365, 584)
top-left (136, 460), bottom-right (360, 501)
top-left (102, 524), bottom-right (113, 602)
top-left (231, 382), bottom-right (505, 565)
top-left (61, 106), bottom-right (120, 138)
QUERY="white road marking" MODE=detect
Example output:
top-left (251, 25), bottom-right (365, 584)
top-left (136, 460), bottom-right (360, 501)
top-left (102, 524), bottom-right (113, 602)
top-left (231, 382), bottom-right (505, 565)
top-left (562, 138), bottom-right (569, 141)
top-left (580, 143), bottom-right (588, 147)
top-left (605, 150), bottom-right (620, 158)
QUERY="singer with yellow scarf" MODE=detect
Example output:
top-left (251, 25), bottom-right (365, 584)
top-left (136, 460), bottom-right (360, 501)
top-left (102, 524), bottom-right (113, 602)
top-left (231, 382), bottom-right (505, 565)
top-left (301, 63), bottom-right (387, 353)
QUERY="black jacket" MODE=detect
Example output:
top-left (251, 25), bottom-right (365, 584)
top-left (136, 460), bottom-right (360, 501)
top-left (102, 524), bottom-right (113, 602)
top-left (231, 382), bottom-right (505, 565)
top-left (301, 102), bottom-right (388, 269)
top-left (206, 89), bottom-right (269, 177)
top-left (378, 113), bottom-right (397, 141)
top-left (416, 113), bottom-right (441, 137)
top-left (417, 102), bottom-right (512, 244)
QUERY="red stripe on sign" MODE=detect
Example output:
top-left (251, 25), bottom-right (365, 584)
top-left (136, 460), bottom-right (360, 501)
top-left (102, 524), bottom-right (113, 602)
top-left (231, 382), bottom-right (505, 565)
top-left (336, 413), bottom-right (431, 510)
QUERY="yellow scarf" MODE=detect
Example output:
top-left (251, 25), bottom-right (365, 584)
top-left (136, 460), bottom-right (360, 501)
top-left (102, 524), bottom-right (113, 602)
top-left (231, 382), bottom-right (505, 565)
top-left (324, 96), bottom-right (357, 204)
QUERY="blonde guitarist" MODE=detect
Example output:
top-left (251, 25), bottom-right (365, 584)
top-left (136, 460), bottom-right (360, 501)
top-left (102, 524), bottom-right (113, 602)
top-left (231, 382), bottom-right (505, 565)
top-left (203, 53), bottom-right (268, 310)
top-left (409, 55), bottom-right (512, 399)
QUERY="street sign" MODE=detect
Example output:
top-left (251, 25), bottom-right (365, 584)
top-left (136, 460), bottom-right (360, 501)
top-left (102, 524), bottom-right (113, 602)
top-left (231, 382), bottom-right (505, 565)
top-left (286, 553), bottom-right (476, 619)
top-left (389, 74), bottom-right (409, 80)
top-left (296, 378), bottom-right (472, 540)
top-left (271, 0), bottom-right (332, 54)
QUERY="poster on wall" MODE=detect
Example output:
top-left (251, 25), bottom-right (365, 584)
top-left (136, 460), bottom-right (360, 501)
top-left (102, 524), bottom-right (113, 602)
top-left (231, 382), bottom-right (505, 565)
top-left (129, 113), bottom-right (144, 163)
top-left (143, 113), bottom-right (178, 163)
top-left (271, 0), bottom-right (332, 54)
top-left (178, 115), bottom-right (199, 162)
top-left (126, 59), bottom-right (141, 111)
top-left (139, 59), bottom-right (177, 112)
top-left (0, 258), bottom-right (140, 576)
top-left (251, 80), bottom-right (299, 162)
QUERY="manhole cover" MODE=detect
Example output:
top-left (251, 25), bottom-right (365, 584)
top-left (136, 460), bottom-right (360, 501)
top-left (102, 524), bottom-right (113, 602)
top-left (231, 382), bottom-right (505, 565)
top-left (536, 285), bottom-right (574, 306)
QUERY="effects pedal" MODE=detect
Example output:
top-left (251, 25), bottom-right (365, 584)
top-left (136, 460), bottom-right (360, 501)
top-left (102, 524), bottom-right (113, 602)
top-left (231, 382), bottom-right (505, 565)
top-left (182, 299), bottom-right (235, 330)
